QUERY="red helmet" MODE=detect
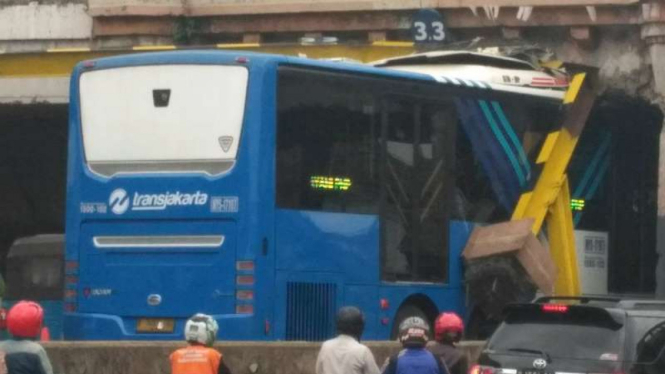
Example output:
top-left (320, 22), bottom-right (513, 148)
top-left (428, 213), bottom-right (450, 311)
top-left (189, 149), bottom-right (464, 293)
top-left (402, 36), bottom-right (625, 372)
top-left (7, 301), bottom-right (44, 339)
top-left (434, 312), bottom-right (464, 342)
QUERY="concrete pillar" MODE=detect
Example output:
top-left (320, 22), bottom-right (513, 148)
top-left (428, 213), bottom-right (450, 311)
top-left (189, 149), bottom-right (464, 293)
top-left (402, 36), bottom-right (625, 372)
top-left (643, 4), bottom-right (665, 297)
top-left (645, 40), bottom-right (665, 298)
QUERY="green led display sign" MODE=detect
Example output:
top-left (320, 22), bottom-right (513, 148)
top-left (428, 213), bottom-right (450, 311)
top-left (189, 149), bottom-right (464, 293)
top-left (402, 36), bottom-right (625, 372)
top-left (571, 198), bottom-right (585, 211)
top-left (310, 176), bottom-right (352, 191)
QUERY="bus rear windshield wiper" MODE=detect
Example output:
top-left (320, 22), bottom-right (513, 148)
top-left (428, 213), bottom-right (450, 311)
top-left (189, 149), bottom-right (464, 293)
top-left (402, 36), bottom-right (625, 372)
top-left (506, 348), bottom-right (552, 362)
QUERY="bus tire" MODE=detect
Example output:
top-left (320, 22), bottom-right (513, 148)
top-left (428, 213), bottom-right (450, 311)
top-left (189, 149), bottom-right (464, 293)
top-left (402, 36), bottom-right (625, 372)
top-left (390, 304), bottom-right (429, 340)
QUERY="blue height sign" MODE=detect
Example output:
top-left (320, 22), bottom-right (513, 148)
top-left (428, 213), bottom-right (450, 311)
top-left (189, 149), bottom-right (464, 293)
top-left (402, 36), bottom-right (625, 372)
top-left (411, 9), bottom-right (447, 43)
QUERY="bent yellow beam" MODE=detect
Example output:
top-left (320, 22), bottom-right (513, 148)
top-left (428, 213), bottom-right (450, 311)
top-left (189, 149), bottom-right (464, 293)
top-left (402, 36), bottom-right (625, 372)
top-left (512, 70), bottom-right (597, 296)
top-left (547, 176), bottom-right (582, 296)
top-left (512, 72), bottom-right (595, 234)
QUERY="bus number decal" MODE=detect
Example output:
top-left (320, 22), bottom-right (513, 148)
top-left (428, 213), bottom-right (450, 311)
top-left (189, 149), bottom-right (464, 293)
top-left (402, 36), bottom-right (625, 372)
top-left (211, 196), bottom-right (239, 213)
top-left (80, 202), bottom-right (108, 214)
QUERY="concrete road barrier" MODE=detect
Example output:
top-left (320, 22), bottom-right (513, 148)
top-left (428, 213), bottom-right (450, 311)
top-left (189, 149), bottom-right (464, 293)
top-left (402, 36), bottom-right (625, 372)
top-left (43, 340), bottom-right (485, 374)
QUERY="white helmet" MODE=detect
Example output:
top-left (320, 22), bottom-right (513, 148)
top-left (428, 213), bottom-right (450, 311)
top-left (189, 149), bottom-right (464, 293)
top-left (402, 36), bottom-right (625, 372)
top-left (184, 313), bottom-right (219, 346)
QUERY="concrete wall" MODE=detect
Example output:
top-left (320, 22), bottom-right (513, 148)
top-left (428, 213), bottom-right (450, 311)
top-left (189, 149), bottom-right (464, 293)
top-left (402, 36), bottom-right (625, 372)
top-left (0, 2), bottom-right (91, 41)
top-left (86, 0), bottom-right (637, 16)
top-left (43, 341), bottom-right (484, 374)
top-left (0, 78), bottom-right (69, 104)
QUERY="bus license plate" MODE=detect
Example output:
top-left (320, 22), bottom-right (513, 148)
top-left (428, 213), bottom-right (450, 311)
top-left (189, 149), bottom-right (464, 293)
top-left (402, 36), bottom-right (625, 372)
top-left (521, 371), bottom-right (549, 374)
top-left (136, 318), bottom-right (175, 333)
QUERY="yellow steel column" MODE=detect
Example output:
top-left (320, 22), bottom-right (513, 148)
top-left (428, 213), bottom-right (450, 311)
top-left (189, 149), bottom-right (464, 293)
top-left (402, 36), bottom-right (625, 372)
top-left (547, 176), bottom-right (582, 295)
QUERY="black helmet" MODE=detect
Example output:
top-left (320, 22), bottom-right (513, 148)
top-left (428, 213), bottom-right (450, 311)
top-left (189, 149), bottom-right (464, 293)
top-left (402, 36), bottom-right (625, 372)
top-left (398, 316), bottom-right (430, 348)
top-left (336, 306), bottom-right (365, 340)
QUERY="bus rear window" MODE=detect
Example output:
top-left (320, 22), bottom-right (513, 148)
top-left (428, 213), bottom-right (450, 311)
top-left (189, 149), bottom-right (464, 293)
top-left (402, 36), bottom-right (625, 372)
top-left (79, 65), bottom-right (248, 177)
top-left (6, 257), bottom-right (64, 300)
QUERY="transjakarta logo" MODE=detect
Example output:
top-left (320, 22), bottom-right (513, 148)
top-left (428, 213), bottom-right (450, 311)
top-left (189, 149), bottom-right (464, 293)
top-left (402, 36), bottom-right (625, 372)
top-left (109, 189), bottom-right (130, 214)
top-left (109, 188), bottom-right (208, 215)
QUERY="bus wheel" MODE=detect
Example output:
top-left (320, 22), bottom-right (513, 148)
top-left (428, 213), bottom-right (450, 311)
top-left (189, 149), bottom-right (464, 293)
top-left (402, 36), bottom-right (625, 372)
top-left (390, 304), bottom-right (429, 340)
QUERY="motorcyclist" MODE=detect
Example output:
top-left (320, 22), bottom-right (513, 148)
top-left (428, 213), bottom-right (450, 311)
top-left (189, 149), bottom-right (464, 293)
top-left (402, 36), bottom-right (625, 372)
top-left (0, 300), bottom-right (53, 374)
top-left (427, 313), bottom-right (467, 374)
top-left (316, 306), bottom-right (380, 374)
top-left (170, 313), bottom-right (232, 374)
top-left (382, 317), bottom-right (449, 374)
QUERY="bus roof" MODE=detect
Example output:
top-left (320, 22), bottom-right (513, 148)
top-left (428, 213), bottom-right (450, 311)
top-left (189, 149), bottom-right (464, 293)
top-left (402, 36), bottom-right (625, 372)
top-left (372, 50), bottom-right (540, 70)
top-left (8, 234), bottom-right (64, 258)
top-left (75, 49), bottom-right (558, 100)
top-left (76, 49), bottom-right (437, 83)
top-left (371, 50), bottom-right (567, 101)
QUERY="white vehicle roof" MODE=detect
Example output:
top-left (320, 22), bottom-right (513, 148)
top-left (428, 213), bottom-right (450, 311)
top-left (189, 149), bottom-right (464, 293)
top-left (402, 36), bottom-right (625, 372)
top-left (371, 50), bottom-right (568, 101)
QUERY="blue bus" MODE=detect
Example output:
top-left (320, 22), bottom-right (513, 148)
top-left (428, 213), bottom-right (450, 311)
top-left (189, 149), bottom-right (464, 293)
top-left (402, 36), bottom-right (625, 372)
top-left (64, 50), bottom-right (563, 340)
top-left (3, 235), bottom-right (64, 340)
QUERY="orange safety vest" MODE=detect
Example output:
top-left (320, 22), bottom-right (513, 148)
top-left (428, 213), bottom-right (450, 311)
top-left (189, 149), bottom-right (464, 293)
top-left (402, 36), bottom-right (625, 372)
top-left (170, 345), bottom-right (222, 374)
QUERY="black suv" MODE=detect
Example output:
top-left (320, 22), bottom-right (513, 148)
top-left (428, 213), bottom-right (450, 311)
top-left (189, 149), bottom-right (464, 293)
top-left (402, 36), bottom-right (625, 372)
top-left (472, 296), bottom-right (665, 374)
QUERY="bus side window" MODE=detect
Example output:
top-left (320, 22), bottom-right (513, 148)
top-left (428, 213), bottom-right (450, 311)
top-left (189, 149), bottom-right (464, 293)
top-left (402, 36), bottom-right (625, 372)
top-left (276, 68), bottom-right (380, 214)
top-left (381, 97), bottom-right (456, 283)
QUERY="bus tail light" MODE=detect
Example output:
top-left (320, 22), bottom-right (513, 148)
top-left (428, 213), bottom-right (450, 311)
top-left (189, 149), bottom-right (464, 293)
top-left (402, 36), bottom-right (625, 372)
top-left (236, 275), bottom-right (254, 285)
top-left (236, 304), bottom-right (254, 314)
top-left (380, 298), bottom-right (389, 310)
top-left (40, 327), bottom-right (51, 342)
top-left (236, 259), bottom-right (255, 314)
top-left (65, 275), bottom-right (79, 285)
top-left (236, 290), bottom-right (254, 300)
top-left (65, 261), bottom-right (79, 312)
top-left (82, 60), bottom-right (96, 69)
top-left (64, 303), bottom-right (78, 312)
top-left (236, 261), bottom-right (255, 271)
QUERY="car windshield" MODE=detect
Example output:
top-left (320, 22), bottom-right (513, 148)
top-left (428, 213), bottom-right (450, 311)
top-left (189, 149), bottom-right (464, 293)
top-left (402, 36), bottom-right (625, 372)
top-left (487, 306), bottom-right (624, 361)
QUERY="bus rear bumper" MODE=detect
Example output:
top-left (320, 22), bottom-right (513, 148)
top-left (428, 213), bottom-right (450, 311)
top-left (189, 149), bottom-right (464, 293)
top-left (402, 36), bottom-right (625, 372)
top-left (63, 312), bottom-right (258, 340)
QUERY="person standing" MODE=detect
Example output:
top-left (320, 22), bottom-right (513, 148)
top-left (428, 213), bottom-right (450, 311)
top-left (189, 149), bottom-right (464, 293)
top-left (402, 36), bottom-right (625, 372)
top-left (316, 306), bottom-right (380, 374)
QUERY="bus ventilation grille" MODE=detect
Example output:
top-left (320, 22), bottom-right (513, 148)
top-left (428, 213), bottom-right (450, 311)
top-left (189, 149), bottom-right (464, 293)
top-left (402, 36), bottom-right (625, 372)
top-left (286, 282), bottom-right (337, 341)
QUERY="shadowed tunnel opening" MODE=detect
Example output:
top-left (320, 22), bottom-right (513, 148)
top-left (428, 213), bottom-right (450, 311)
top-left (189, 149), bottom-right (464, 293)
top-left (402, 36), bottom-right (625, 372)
top-left (570, 92), bottom-right (662, 295)
top-left (0, 104), bottom-right (68, 273)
